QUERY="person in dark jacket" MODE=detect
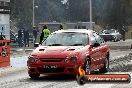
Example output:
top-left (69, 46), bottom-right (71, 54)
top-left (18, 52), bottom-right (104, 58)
top-left (24, 29), bottom-right (29, 47)
top-left (33, 26), bottom-right (39, 44)
top-left (59, 24), bottom-right (64, 30)
top-left (18, 29), bottom-right (22, 47)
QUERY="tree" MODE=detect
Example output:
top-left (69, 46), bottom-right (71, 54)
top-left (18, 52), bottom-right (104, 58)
top-left (67, 0), bottom-right (90, 22)
top-left (10, 0), bottom-right (132, 31)
top-left (11, 0), bottom-right (66, 30)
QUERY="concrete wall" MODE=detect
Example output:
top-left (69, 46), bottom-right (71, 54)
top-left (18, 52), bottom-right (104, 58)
top-left (0, 0), bottom-right (10, 2)
top-left (77, 22), bottom-right (95, 29)
top-left (65, 23), bottom-right (76, 29)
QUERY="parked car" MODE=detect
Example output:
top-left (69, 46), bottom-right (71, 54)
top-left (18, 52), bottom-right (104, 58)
top-left (99, 29), bottom-right (122, 42)
top-left (27, 29), bottom-right (110, 79)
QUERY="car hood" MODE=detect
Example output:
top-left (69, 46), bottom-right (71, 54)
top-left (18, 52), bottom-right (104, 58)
top-left (31, 46), bottom-right (84, 58)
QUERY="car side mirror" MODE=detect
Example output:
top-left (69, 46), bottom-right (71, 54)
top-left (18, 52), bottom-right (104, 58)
top-left (34, 43), bottom-right (39, 47)
top-left (92, 42), bottom-right (100, 47)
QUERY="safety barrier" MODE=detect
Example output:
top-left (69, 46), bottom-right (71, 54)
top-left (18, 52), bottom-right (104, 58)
top-left (0, 40), bottom-right (10, 67)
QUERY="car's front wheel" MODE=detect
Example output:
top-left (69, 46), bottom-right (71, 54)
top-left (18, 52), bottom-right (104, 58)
top-left (77, 76), bottom-right (87, 85)
top-left (84, 57), bottom-right (91, 75)
top-left (113, 37), bottom-right (117, 42)
top-left (29, 74), bottom-right (40, 79)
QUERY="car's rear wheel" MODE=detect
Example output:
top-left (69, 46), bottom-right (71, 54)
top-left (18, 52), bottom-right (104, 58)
top-left (29, 74), bottom-right (40, 79)
top-left (113, 37), bottom-right (117, 42)
top-left (84, 57), bottom-right (91, 75)
top-left (100, 55), bottom-right (109, 73)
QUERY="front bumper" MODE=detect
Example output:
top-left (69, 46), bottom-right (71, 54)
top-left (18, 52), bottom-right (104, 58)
top-left (27, 62), bottom-right (81, 75)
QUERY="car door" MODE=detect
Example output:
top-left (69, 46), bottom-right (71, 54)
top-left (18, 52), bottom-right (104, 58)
top-left (93, 32), bottom-right (108, 67)
top-left (89, 32), bottom-right (101, 70)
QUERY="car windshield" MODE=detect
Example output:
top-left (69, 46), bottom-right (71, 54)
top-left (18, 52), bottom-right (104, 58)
top-left (42, 33), bottom-right (89, 46)
top-left (102, 29), bottom-right (116, 34)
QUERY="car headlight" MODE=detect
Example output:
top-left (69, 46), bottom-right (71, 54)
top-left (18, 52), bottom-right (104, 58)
top-left (28, 57), bottom-right (39, 63)
top-left (64, 57), bottom-right (69, 63)
top-left (70, 57), bottom-right (77, 63)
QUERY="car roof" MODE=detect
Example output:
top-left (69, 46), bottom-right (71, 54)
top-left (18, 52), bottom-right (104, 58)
top-left (53, 29), bottom-right (94, 34)
top-left (103, 29), bottom-right (116, 31)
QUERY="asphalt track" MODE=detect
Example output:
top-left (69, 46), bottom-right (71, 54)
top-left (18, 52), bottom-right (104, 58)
top-left (0, 49), bottom-right (132, 88)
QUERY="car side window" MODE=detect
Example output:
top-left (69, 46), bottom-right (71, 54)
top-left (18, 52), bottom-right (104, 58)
top-left (93, 32), bottom-right (104, 44)
top-left (90, 33), bottom-right (97, 45)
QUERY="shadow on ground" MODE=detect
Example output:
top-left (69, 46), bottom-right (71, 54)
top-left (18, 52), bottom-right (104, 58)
top-left (26, 74), bottom-right (76, 82)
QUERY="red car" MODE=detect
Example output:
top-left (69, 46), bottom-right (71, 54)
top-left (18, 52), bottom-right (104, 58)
top-left (27, 29), bottom-right (110, 79)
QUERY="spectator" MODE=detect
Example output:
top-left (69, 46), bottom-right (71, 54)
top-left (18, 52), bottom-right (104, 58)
top-left (122, 25), bottom-right (127, 41)
top-left (33, 26), bottom-right (39, 44)
top-left (39, 25), bottom-right (50, 44)
top-left (18, 29), bottom-right (22, 47)
top-left (24, 29), bottom-right (29, 47)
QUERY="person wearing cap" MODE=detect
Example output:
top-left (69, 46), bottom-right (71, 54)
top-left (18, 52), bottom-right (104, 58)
top-left (39, 25), bottom-right (50, 44)
top-left (33, 26), bottom-right (39, 44)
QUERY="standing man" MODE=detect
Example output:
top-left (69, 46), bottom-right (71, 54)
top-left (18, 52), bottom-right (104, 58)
top-left (24, 29), bottom-right (29, 47)
top-left (39, 25), bottom-right (50, 44)
top-left (122, 25), bottom-right (127, 41)
top-left (33, 26), bottom-right (39, 44)
top-left (18, 29), bottom-right (22, 47)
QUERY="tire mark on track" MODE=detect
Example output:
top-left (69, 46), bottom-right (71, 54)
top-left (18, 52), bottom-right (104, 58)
top-left (109, 53), bottom-right (132, 72)
top-left (1, 52), bottom-right (132, 88)
top-left (0, 78), bottom-right (61, 88)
